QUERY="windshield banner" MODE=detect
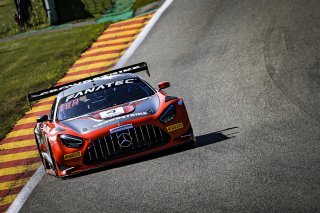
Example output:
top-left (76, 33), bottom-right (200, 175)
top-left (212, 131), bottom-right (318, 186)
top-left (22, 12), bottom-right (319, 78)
top-left (27, 62), bottom-right (149, 103)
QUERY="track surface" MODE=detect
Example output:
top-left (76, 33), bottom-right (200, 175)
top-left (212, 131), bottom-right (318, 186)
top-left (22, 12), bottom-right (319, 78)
top-left (21, 0), bottom-right (320, 212)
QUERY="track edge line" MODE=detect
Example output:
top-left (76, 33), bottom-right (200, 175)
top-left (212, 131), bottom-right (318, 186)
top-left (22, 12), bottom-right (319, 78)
top-left (6, 166), bottom-right (44, 213)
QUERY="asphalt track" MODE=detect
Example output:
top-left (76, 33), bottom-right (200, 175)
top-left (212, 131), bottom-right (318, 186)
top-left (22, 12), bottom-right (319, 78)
top-left (21, 0), bottom-right (320, 212)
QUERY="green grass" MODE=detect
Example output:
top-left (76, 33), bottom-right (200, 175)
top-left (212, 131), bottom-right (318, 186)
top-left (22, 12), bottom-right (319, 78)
top-left (29, 0), bottom-right (49, 27)
top-left (0, 0), bottom-right (19, 37)
top-left (0, 0), bottom-right (156, 38)
top-left (133, 0), bottom-right (159, 11)
top-left (0, 0), bottom-right (113, 38)
top-left (82, 0), bottom-right (114, 17)
top-left (0, 0), bottom-right (49, 38)
top-left (55, 0), bottom-right (113, 23)
top-left (0, 22), bottom-right (109, 140)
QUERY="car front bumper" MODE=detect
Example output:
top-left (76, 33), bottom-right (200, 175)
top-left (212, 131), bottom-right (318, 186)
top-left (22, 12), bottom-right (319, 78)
top-left (56, 131), bottom-right (195, 178)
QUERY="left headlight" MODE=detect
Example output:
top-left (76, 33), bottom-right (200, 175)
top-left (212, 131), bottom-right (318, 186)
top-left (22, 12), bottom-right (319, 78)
top-left (159, 104), bottom-right (176, 123)
top-left (59, 134), bottom-right (83, 148)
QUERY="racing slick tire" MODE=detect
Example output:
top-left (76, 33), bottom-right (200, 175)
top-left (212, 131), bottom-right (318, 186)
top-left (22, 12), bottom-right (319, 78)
top-left (34, 133), bottom-right (47, 169)
top-left (47, 142), bottom-right (59, 177)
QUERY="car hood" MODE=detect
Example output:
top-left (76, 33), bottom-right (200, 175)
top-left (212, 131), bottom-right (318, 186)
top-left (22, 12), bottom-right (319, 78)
top-left (60, 95), bottom-right (159, 134)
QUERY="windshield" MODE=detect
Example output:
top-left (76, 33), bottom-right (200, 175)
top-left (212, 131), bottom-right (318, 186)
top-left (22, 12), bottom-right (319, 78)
top-left (56, 79), bottom-right (155, 121)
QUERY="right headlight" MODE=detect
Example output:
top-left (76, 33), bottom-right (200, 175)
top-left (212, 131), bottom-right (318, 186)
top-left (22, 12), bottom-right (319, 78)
top-left (159, 104), bottom-right (176, 123)
top-left (59, 134), bottom-right (83, 148)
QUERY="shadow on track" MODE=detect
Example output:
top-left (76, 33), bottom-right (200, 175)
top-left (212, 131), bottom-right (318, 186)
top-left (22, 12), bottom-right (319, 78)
top-left (196, 127), bottom-right (238, 147)
top-left (63, 127), bottom-right (239, 179)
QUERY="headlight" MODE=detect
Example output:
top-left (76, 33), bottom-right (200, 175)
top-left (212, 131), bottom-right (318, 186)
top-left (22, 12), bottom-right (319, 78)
top-left (159, 104), bottom-right (176, 123)
top-left (59, 134), bottom-right (83, 148)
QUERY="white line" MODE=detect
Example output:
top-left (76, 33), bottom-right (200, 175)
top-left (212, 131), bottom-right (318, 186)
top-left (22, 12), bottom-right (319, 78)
top-left (6, 1), bottom-right (174, 212)
top-left (6, 166), bottom-right (45, 213)
top-left (114, 0), bottom-right (174, 68)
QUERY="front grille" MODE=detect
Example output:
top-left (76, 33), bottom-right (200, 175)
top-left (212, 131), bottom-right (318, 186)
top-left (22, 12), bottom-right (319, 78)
top-left (84, 125), bottom-right (170, 164)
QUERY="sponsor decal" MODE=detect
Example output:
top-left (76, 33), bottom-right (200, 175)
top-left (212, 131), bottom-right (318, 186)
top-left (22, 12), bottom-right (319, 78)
top-left (167, 122), bottom-right (184, 132)
top-left (65, 78), bottom-right (138, 102)
top-left (93, 112), bottom-right (148, 128)
top-left (64, 151), bottom-right (81, 160)
top-left (59, 98), bottom-right (79, 111)
top-left (100, 107), bottom-right (125, 119)
top-left (32, 65), bottom-right (144, 99)
top-left (110, 124), bottom-right (133, 134)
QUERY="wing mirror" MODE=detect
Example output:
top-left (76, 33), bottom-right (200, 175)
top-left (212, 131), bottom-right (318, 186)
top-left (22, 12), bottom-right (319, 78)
top-left (37, 115), bottom-right (48, 123)
top-left (158, 81), bottom-right (170, 91)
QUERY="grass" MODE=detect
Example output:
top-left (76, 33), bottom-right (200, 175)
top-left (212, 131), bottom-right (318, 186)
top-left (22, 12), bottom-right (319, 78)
top-left (0, 0), bottom-right (157, 38)
top-left (133, 0), bottom-right (159, 11)
top-left (55, 0), bottom-right (113, 23)
top-left (0, 0), bottom-right (113, 38)
top-left (82, 0), bottom-right (114, 17)
top-left (0, 22), bottom-right (109, 140)
top-left (28, 0), bottom-right (49, 27)
top-left (0, 0), bottom-right (19, 37)
top-left (0, 0), bottom-right (49, 38)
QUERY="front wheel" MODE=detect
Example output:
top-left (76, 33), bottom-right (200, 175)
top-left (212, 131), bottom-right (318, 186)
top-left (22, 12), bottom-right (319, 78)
top-left (34, 133), bottom-right (47, 169)
top-left (47, 142), bottom-right (59, 177)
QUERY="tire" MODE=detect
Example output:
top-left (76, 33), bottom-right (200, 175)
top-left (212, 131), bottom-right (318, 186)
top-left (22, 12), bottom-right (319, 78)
top-left (47, 142), bottom-right (59, 177)
top-left (34, 133), bottom-right (47, 169)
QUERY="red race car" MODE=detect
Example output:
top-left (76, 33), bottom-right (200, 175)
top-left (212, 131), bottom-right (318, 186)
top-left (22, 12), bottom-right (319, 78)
top-left (28, 62), bottom-right (195, 178)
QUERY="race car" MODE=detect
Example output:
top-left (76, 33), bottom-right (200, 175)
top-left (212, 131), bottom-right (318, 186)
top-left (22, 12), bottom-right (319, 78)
top-left (28, 62), bottom-right (195, 178)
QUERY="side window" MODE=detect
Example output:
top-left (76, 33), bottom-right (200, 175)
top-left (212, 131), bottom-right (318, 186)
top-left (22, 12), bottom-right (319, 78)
top-left (50, 98), bottom-right (57, 120)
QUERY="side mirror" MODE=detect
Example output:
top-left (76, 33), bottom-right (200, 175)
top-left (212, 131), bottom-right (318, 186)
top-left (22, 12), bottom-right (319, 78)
top-left (37, 115), bottom-right (48, 123)
top-left (158, 81), bottom-right (170, 91)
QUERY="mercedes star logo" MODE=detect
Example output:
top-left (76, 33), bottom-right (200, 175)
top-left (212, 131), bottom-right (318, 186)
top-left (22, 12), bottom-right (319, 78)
top-left (117, 133), bottom-right (132, 148)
